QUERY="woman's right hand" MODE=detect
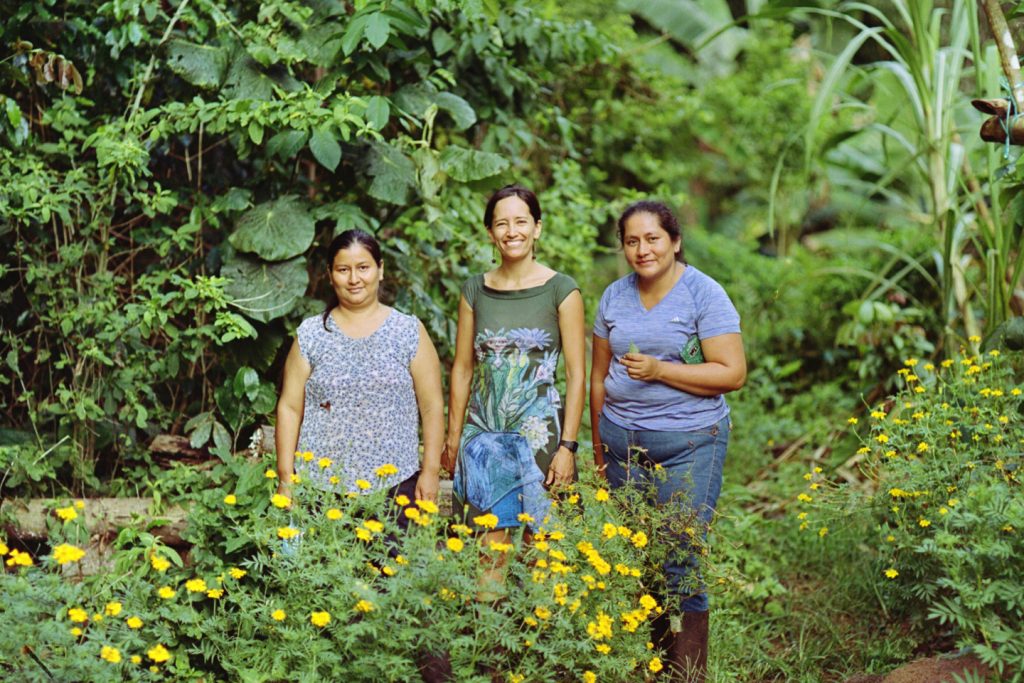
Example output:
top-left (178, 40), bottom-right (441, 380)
top-left (440, 441), bottom-right (458, 476)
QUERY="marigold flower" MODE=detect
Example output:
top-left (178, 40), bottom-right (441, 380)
top-left (446, 537), bottom-right (464, 553)
top-left (55, 506), bottom-right (78, 522)
top-left (329, 475), bottom-right (340, 485)
top-left (847, 417), bottom-right (858, 425)
top-left (326, 508), bottom-right (343, 521)
top-left (157, 586), bottom-right (176, 599)
top-left (318, 457), bottom-right (333, 469)
top-left (277, 527), bottom-right (300, 540)
top-left (818, 527), bottom-right (829, 537)
top-left (271, 609), bottom-right (286, 621)
top-left (594, 488), bottom-right (610, 502)
top-left (67, 607), bottom-right (88, 623)
top-left (394, 494), bottom-right (410, 506)
top-left (375, 463), bottom-right (399, 477)
top-left (126, 616), bottom-right (143, 629)
top-left (271, 493), bottom-right (291, 508)
top-left (264, 469), bottom-right (277, 479)
top-left (70, 627), bottom-right (82, 636)
top-left (583, 672), bottom-right (597, 683)
top-left (355, 479), bottom-right (372, 490)
top-left (875, 434), bottom-right (889, 444)
top-left (354, 600), bottom-right (374, 613)
top-left (489, 541), bottom-right (513, 552)
top-left (150, 554), bottom-right (171, 572)
top-left (310, 610), bottom-right (331, 626)
top-left (100, 645), bottom-right (121, 663)
top-left (363, 519), bottom-right (384, 533)
top-left (649, 657), bottom-right (663, 673)
top-left (74, 500), bottom-right (85, 509)
top-left (595, 644), bottom-right (611, 654)
top-left (7, 549), bottom-right (33, 567)
top-left (631, 531), bottom-right (648, 548)
top-left (884, 568), bottom-right (899, 579)
top-left (416, 499), bottom-right (439, 514)
top-left (184, 578), bottom-right (207, 593)
top-left (918, 518), bottom-right (931, 528)
top-left (301, 451), bottom-right (313, 461)
top-left (356, 528), bottom-right (372, 542)
top-left (147, 644), bottom-right (171, 663)
top-left (52, 544), bottom-right (86, 565)
top-left (104, 601), bottom-right (122, 617)
top-left (404, 507), bottom-right (421, 520)
top-left (797, 493), bottom-right (813, 503)
top-left (223, 494), bottom-right (237, 505)
top-left (473, 513), bottom-right (499, 529)
top-left (228, 567), bottom-right (247, 579)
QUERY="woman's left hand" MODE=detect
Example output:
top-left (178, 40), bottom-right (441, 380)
top-left (545, 447), bottom-right (576, 488)
top-left (415, 470), bottom-right (440, 503)
top-left (619, 352), bottom-right (661, 382)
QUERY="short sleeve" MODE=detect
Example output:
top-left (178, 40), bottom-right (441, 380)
top-left (552, 273), bottom-right (580, 307)
top-left (694, 277), bottom-right (741, 339)
top-left (295, 316), bottom-right (319, 364)
top-left (593, 288), bottom-right (611, 339)
top-left (461, 274), bottom-right (484, 308)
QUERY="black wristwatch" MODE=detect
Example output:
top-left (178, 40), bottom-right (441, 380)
top-left (558, 439), bottom-right (579, 454)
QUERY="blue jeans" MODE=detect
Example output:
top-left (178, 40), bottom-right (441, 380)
top-left (599, 413), bottom-right (730, 613)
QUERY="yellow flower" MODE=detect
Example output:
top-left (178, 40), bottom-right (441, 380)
top-left (375, 463), bottom-right (399, 477)
top-left (534, 606), bottom-right (551, 620)
top-left (70, 627), bottom-right (82, 637)
top-left (473, 513), bottom-right (499, 530)
top-left (277, 527), bottom-right (300, 540)
top-left (594, 488), bottom-right (610, 502)
top-left (264, 469), bottom-right (277, 479)
top-left (6, 548), bottom-right (32, 565)
top-left (271, 493), bottom-right (291, 508)
top-left (640, 594), bottom-right (658, 610)
top-left (52, 544), bottom-right (86, 565)
top-left (301, 451), bottom-right (313, 461)
top-left (310, 610), bottom-right (332, 626)
top-left (404, 507), bottom-right (421, 521)
top-left (229, 567), bottom-right (247, 579)
top-left (583, 672), bottom-right (597, 683)
top-left (157, 586), bottom-right (176, 599)
top-left (567, 494), bottom-right (580, 505)
top-left (969, 335), bottom-right (981, 343)
top-left (185, 578), bottom-right (208, 593)
top-left (207, 588), bottom-right (224, 599)
top-left (364, 519), bottom-right (384, 533)
top-left (595, 644), bottom-right (611, 654)
top-left (918, 518), bottom-right (931, 528)
top-left (355, 479), bottom-right (372, 490)
top-left (147, 644), bottom-right (171, 663)
top-left (354, 600), bottom-right (374, 613)
top-left (797, 493), bottom-right (813, 503)
top-left (104, 602), bottom-right (122, 617)
top-left (818, 527), bottom-right (829, 538)
top-left (55, 506), bottom-right (78, 522)
top-left (318, 457), bottom-right (333, 469)
top-left (223, 494), bottom-right (237, 505)
top-left (446, 537), bottom-right (464, 553)
top-left (329, 475), bottom-right (340, 485)
top-left (416, 499), bottom-right (439, 514)
top-left (847, 417), bottom-right (858, 425)
top-left (74, 500), bottom-right (85, 509)
top-left (100, 645), bottom-right (122, 663)
top-left (326, 508), bottom-right (343, 521)
top-left (517, 512), bottom-right (535, 524)
top-left (131, 655), bottom-right (141, 664)
top-left (67, 607), bottom-right (88, 623)
top-left (649, 657), bottom-right (664, 673)
top-left (631, 531), bottom-right (648, 548)
top-left (150, 554), bottom-right (171, 572)
top-left (271, 609), bottom-right (286, 621)
top-left (884, 568), bottom-right (899, 579)
top-left (382, 565), bottom-right (396, 576)
top-left (394, 494), bottom-right (410, 506)
top-left (489, 541), bottom-right (513, 552)
top-left (126, 616), bottom-right (143, 629)
top-left (356, 528), bottom-right (372, 542)
top-left (875, 434), bottom-right (889, 444)
top-left (0, 540), bottom-right (7, 555)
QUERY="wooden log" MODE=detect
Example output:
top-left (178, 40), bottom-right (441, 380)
top-left (1, 497), bottom-right (188, 544)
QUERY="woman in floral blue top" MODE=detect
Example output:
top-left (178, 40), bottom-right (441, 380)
top-left (444, 184), bottom-right (585, 594)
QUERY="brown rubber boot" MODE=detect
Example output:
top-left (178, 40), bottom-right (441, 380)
top-left (668, 610), bottom-right (708, 682)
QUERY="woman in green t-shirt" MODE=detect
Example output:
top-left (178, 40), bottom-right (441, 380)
top-left (444, 184), bottom-right (586, 593)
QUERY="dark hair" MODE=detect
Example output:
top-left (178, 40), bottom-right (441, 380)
top-left (617, 200), bottom-right (684, 262)
top-left (483, 184), bottom-right (542, 229)
top-left (322, 229), bottom-right (382, 328)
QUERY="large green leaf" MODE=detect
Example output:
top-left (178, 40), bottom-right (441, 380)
top-left (368, 142), bottom-right (417, 204)
top-left (222, 254), bottom-right (309, 323)
top-left (311, 202), bottom-right (378, 234)
top-left (434, 92), bottom-right (476, 130)
top-left (222, 53), bottom-right (276, 100)
top-left (166, 40), bottom-right (227, 89)
top-left (440, 146), bottom-right (509, 182)
top-left (229, 196), bottom-right (315, 261)
top-left (309, 128), bottom-right (342, 171)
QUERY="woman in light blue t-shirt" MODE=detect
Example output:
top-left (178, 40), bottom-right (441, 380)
top-left (590, 200), bottom-right (746, 682)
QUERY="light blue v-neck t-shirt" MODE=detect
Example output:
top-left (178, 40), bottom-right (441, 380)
top-left (593, 265), bottom-right (741, 432)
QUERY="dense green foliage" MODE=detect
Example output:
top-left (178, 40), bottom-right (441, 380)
top-left (4, 0), bottom-right (1024, 680)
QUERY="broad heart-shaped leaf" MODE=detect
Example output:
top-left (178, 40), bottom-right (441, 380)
top-left (166, 40), bottom-right (227, 89)
top-left (364, 13), bottom-right (391, 49)
top-left (434, 92), bottom-right (476, 130)
top-left (440, 146), bottom-right (510, 182)
top-left (309, 128), bottom-right (342, 171)
top-left (229, 196), bottom-right (315, 262)
top-left (222, 53), bottom-right (276, 100)
top-left (222, 254), bottom-right (309, 323)
top-left (365, 96), bottom-right (390, 130)
top-left (368, 142), bottom-right (416, 205)
top-left (266, 129), bottom-right (308, 160)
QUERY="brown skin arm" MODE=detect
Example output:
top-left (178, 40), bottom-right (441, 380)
top-left (410, 321), bottom-right (445, 502)
top-left (546, 290), bottom-right (585, 487)
top-left (443, 295), bottom-right (476, 474)
top-left (275, 339), bottom-right (312, 497)
top-left (589, 334), bottom-right (613, 475)
top-left (618, 333), bottom-right (747, 395)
